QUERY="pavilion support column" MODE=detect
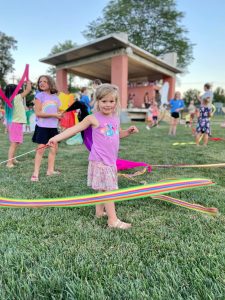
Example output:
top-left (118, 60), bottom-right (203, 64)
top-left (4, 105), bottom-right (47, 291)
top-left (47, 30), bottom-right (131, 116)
top-left (163, 76), bottom-right (176, 100)
top-left (111, 55), bottom-right (128, 109)
top-left (56, 69), bottom-right (68, 92)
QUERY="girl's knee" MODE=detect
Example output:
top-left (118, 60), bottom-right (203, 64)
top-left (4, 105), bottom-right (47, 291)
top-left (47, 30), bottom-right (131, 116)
top-left (36, 146), bottom-right (46, 155)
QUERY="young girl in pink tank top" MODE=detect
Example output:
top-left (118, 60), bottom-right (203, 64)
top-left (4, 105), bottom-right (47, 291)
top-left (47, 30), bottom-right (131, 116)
top-left (48, 84), bottom-right (139, 229)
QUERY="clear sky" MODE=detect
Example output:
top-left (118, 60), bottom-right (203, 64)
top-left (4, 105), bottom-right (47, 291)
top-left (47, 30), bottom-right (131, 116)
top-left (1, 0), bottom-right (225, 93)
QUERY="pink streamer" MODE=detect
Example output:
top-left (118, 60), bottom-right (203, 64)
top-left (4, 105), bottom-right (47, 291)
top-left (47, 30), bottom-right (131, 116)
top-left (116, 158), bottom-right (152, 172)
top-left (0, 64), bottom-right (29, 108)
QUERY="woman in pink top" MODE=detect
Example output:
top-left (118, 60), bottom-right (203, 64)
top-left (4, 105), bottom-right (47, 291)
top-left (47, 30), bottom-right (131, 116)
top-left (48, 84), bottom-right (139, 229)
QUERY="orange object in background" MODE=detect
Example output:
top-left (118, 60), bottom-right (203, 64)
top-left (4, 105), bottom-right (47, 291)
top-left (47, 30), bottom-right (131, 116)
top-left (59, 92), bottom-right (78, 129)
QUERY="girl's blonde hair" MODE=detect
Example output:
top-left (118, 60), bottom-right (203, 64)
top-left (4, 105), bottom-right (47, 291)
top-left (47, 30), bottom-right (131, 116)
top-left (94, 83), bottom-right (121, 114)
top-left (37, 75), bottom-right (58, 94)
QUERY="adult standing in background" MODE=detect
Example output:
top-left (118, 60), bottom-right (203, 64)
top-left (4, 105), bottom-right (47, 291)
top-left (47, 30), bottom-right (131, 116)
top-left (143, 92), bottom-right (150, 108)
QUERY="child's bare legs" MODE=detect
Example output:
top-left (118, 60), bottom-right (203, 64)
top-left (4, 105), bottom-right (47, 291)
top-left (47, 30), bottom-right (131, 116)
top-left (169, 118), bottom-right (178, 135)
top-left (195, 133), bottom-right (202, 146)
top-left (7, 142), bottom-right (19, 167)
top-left (203, 133), bottom-right (209, 146)
top-left (105, 202), bottom-right (131, 229)
top-left (32, 144), bottom-right (46, 178)
top-left (95, 194), bottom-right (131, 229)
top-left (146, 119), bottom-right (153, 129)
top-left (95, 204), bottom-right (106, 217)
top-left (46, 143), bottom-right (58, 175)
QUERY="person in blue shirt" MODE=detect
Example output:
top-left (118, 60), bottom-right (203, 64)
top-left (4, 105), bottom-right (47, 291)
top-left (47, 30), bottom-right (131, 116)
top-left (80, 87), bottom-right (92, 114)
top-left (168, 91), bottom-right (184, 136)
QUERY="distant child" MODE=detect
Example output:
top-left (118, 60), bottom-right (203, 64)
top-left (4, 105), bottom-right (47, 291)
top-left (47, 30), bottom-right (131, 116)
top-left (80, 87), bottom-right (92, 113)
top-left (0, 101), bottom-right (4, 121)
top-left (5, 81), bottom-right (32, 168)
top-left (188, 100), bottom-right (196, 127)
top-left (185, 113), bottom-right (191, 127)
top-left (92, 79), bottom-right (102, 91)
top-left (143, 92), bottom-right (150, 108)
top-left (0, 101), bottom-right (6, 132)
top-left (195, 98), bottom-right (211, 146)
top-left (146, 105), bottom-right (153, 130)
top-left (48, 83), bottom-right (139, 229)
top-left (198, 83), bottom-right (213, 107)
top-left (25, 105), bottom-right (34, 133)
top-left (151, 101), bottom-right (159, 127)
top-left (31, 75), bottom-right (62, 181)
top-left (168, 91), bottom-right (184, 136)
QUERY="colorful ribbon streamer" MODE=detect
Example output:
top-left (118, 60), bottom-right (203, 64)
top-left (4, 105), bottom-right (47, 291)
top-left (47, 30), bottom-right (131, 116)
top-left (0, 178), bottom-right (216, 216)
top-left (0, 64), bottom-right (29, 108)
top-left (151, 194), bottom-right (218, 216)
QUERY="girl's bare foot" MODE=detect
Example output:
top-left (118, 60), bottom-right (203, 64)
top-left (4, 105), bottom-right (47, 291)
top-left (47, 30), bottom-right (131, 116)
top-left (96, 212), bottom-right (107, 218)
top-left (6, 164), bottom-right (14, 168)
top-left (108, 219), bottom-right (131, 230)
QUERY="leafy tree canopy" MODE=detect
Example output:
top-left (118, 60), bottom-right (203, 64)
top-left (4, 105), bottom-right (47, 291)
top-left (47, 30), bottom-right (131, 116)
top-left (0, 31), bottom-right (17, 86)
top-left (213, 87), bottom-right (225, 104)
top-left (82, 0), bottom-right (194, 69)
top-left (48, 40), bottom-right (77, 56)
top-left (183, 88), bottom-right (200, 105)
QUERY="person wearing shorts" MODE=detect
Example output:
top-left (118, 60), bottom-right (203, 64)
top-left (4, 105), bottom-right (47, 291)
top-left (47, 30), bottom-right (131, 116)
top-left (168, 91), bottom-right (184, 136)
top-left (4, 82), bottom-right (32, 168)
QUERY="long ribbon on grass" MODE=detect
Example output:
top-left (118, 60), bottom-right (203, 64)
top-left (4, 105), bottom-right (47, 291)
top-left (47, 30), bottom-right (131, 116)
top-left (151, 194), bottom-right (218, 216)
top-left (118, 167), bottom-right (148, 184)
top-left (0, 178), bottom-right (217, 216)
top-left (0, 65), bottom-right (29, 108)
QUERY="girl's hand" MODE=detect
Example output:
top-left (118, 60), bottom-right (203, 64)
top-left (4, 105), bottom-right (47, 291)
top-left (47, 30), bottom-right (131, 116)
top-left (127, 125), bottom-right (139, 135)
top-left (26, 80), bottom-right (32, 89)
top-left (55, 112), bottom-right (63, 119)
top-left (47, 137), bottom-right (58, 147)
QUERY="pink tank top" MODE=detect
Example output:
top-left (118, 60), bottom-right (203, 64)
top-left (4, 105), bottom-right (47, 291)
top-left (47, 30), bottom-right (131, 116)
top-left (89, 112), bottom-right (120, 166)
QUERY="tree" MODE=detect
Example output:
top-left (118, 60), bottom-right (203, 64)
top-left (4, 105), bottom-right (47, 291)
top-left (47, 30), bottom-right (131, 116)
top-left (0, 32), bottom-right (17, 86)
top-left (47, 40), bottom-right (77, 91)
top-left (213, 87), bottom-right (225, 104)
top-left (82, 0), bottom-right (194, 69)
top-left (183, 88), bottom-right (200, 105)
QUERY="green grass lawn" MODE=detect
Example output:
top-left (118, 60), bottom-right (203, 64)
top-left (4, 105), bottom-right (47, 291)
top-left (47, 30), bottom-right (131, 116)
top-left (0, 118), bottom-right (225, 299)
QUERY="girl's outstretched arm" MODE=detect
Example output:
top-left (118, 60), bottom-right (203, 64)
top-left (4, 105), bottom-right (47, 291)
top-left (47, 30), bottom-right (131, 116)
top-left (119, 125), bottom-right (139, 138)
top-left (47, 115), bottom-right (97, 146)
